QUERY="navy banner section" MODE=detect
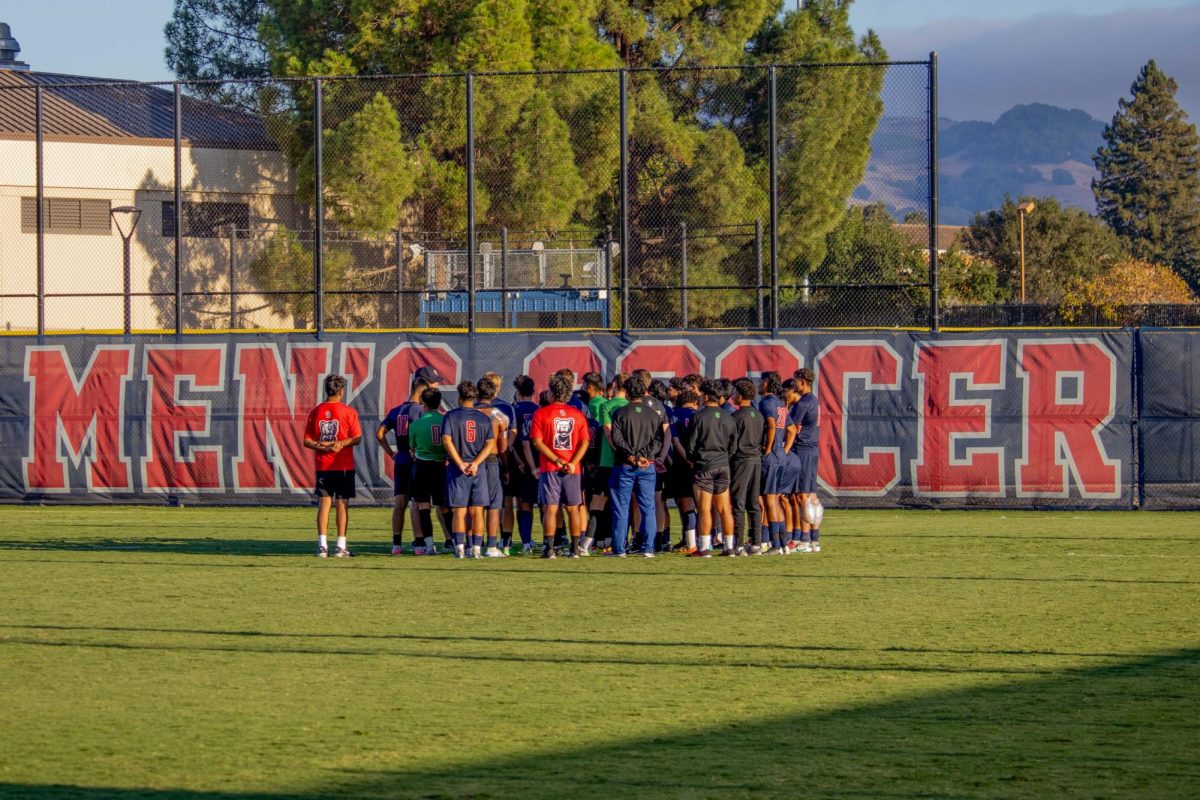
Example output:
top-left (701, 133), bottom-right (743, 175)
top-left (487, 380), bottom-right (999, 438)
top-left (0, 329), bottom-right (1185, 509)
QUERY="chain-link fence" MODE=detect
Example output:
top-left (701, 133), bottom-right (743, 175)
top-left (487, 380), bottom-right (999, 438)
top-left (1, 60), bottom-right (954, 334)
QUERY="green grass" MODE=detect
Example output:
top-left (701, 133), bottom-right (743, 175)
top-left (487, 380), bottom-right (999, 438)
top-left (0, 507), bottom-right (1198, 799)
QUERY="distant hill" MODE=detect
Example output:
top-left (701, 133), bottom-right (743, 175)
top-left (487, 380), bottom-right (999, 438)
top-left (858, 103), bottom-right (1107, 225)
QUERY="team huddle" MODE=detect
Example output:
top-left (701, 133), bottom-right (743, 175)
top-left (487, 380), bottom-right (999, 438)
top-left (303, 366), bottom-right (824, 559)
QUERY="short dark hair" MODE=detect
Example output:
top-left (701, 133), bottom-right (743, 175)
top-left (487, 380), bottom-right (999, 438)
top-left (513, 374), bottom-right (535, 397)
top-left (610, 372), bottom-right (631, 393)
top-left (632, 368), bottom-right (652, 383)
top-left (457, 380), bottom-right (479, 402)
top-left (410, 376), bottom-right (430, 393)
top-left (780, 378), bottom-right (797, 398)
top-left (683, 373), bottom-right (703, 391)
top-left (718, 378), bottom-right (735, 400)
top-left (324, 374), bottom-right (346, 398)
top-left (760, 371), bottom-right (782, 395)
top-left (668, 376), bottom-right (685, 392)
top-left (477, 376), bottom-right (498, 401)
top-left (795, 367), bottom-right (815, 386)
top-left (538, 389), bottom-right (553, 407)
top-left (548, 375), bottom-right (572, 403)
top-left (553, 368), bottom-right (575, 384)
top-left (700, 378), bottom-right (723, 402)
top-left (678, 388), bottom-right (700, 406)
top-left (650, 378), bottom-right (670, 404)
top-left (582, 372), bottom-right (604, 393)
top-left (624, 375), bottom-right (647, 399)
top-left (421, 388), bottom-right (442, 410)
top-left (734, 378), bottom-right (756, 402)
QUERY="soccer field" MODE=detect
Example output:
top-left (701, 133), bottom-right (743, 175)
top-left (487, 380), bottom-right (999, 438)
top-left (1, 507), bottom-right (1197, 799)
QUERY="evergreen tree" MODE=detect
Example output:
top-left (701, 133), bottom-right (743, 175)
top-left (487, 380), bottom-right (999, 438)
top-left (1094, 61), bottom-right (1200, 290)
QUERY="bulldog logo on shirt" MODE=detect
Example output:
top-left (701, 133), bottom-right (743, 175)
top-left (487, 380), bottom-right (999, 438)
top-left (553, 417), bottom-right (574, 450)
top-left (319, 418), bottom-right (340, 443)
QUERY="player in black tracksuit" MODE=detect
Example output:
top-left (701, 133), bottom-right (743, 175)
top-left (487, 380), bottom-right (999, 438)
top-left (730, 378), bottom-right (765, 554)
top-left (683, 379), bottom-right (737, 557)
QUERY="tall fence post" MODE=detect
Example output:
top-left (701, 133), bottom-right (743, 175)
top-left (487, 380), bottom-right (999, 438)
top-left (313, 78), bottom-right (325, 335)
top-left (754, 218), bottom-right (763, 329)
top-left (679, 222), bottom-right (688, 330)
top-left (618, 69), bottom-right (630, 333)
top-left (768, 65), bottom-right (780, 335)
top-left (173, 83), bottom-right (183, 338)
top-left (501, 227), bottom-right (509, 329)
top-left (228, 225), bottom-right (237, 329)
top-left (928, 52), bottom-right (940, 333)
top-left (34, 86), bottom-right (44, 342)
top-left (395, 229), bottom-right (404, 329)
top-left (604, 225), bottom-right (613, 329)
top-left (466, 72), bottom-right (477, 334)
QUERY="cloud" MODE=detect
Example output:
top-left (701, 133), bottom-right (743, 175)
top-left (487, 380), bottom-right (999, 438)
top-left (877, 6), bottom-right (1200, 122)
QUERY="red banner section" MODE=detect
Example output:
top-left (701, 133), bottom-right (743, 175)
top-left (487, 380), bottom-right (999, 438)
top-left (0, 331), bottom-right (1154, 508)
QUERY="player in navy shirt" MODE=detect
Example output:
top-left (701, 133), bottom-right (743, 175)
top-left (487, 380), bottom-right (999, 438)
top-left (757, 371), bottom-right (789, 553)
top-left (377, 366), bottom-right (442, 554)
top-left (789, 368), bottom-right (821, 552)
top-left (668, 388), bottom-right (699, 552)
top-left (510, 375), bottom-right (541, 553)
top-left (441, 381), bottom-right (496, 559)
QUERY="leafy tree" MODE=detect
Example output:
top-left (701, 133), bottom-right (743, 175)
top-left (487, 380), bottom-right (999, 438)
top-left (248, 229), bottom-right (352, 328)
top-left (938, 248), bottom-right (1002, 308)
top-left (961, 197), bottom-right (1125, 304)
top-left (1094, 60), bottom-right (1200, 291)
top-left (1060, 258), bottom-right (1197, 325)
top-left (164, 0), bottom-right (271, 108)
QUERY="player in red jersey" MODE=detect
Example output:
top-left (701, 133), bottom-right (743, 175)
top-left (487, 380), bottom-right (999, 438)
top-left (304, 374), bottom-right (363, 558)
top-left (530, 376), bottom-right (590, 558)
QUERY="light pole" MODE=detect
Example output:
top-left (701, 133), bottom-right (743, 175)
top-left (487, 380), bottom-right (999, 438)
top-left (1017, 200), bottom-right (1035, 308)
top-left (111, 205), bottom-right (142, 334)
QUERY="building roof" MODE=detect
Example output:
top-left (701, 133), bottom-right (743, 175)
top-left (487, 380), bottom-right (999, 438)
top-left (895, 223), bottom-right (965, 252)
top-left (0, 70), bottom-right (274, 149)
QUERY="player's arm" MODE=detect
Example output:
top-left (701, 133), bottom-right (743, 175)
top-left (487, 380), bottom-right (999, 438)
top-left (531, 436), bottom-right (563, 470)
top-left (784, 421), bottom-right (799, 453)
top-left (375, 422), bottom-right (395, 459)
top-left (671, 427), bottom-right (689, 463)
top-left (763, 415), bottom-right (776, 458)
top-left (303, 413), bottom-right (330, 451)
top-left (471, 437), bottom-right (496, 471)
top-left (492, 418), bottom-right (509, 455)
top-left (564, 424), bottom-right (590, 473)
top-left (442, 432), bottom-right (467, 472)
top-left (521, 440), bottom-right (537, 473)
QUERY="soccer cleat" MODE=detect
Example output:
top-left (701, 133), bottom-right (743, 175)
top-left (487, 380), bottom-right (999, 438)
top-left (642, 551), bottom-right (655, 559)
top-left (812, 542), bottom-right (821, 553)
top-left (604, 552), bottom-right (626, 558)
top-left (316, 545), bottom-right (328, 558)
top-left (391, 545), bottom-right (405, 555)
top-left (484, 547), bottom-right (505, 558)
top-left (797, 543), bottom-right (813, 553)
top-left (768, 547), bottom-right (785, 555)
top-left (688, 549), bottom-right (712, 558)
top-left (786, 541), bottom-right (798, 552)
top-left (749, 544), bottom-right (768, 555)
top-left (332, 547), bottom-right (354, 558)
top-left (541, 544), bottom-right (556, 560)
top-left (719, 549), bottom-right (738, 557)
top-left (522, 542), bottom-right (536, 556)
top-left (676, 546), bottom-right (698, 555)
top-left (453, 544), bottom-right (466, 559)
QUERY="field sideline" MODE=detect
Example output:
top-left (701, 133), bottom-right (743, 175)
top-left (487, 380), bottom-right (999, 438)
top-left (1, 507), bottom-right (1198, 799)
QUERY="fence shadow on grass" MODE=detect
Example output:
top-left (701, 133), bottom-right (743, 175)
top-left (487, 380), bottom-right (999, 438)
top-left (1, 648), bottom-right (1198, 799)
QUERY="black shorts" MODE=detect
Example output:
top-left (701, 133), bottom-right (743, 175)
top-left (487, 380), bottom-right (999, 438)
top-left (392, 460), bottom-right (414, 496)
top-left (668, 465), bottom-right (694, 500)
top-left (693, 466), bottom-right (731, 495)
top-left (315, 469), bottom-right (356, 500)
top-left (589, 466), bottom-right (613, 496)
top-left (411, 459), bottom-right (447, 507)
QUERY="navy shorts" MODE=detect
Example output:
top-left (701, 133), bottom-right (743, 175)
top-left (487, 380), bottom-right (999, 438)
top-left (538, 471), bottom-right (583, 507)
top-left (782, 452), bottom-right (802, 495)
top-left (483, 460), bottom-right (504, 510)
top-left (761, 460), bottom-right (790, 495)
top-left (500, 458), bottom-right (519, 497)
top-left (446, 464), bottom-right (491, 508)
top-left (392, 459), bottom-right (414, 496)
top-left (411, 459), bottom-right (447, 507)
top-left (794, 448), bottom-right (818, 493)
top-left (316, 469), bottom-right (356, 500)
top-left (519, 469), bottom-right (539, 505)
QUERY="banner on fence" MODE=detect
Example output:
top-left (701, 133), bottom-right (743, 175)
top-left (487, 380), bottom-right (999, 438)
top-left (0, 330), bottom-right (1158, 509)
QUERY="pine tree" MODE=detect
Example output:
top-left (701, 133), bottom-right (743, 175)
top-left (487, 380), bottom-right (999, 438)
top-left (1094, 61), bottom-right (1200, 291)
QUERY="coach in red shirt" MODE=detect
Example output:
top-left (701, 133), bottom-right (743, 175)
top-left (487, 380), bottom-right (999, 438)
top-left (304, 374), bottom-right (363, 558)
top-left (530, 375), bottom-right (590, 558)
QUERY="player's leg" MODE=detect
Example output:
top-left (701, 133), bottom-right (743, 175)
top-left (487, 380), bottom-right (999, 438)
top-left (634, 467), bottom-right (658, 557)
top-left (333, 497), bottom-right (352, 557)
top-left (584, 479), bottom-right (608, 555)
top-left (538, 471), bottom-right (561, 559)
top-left (729, 461), bottom-right (749, 554)
top-left (745, 466), bottom-right (762, 555)
top-left (606, 466), bottom-right (633, 557)
top-left (484, 463), bottom-right (506, 557)
top-left (654, 471), bottom-right (670, 552)
top-left (692, 477), bottom-right (715, 557)
top-left (315, 493), bottom-right (332, 557)
top-left (714, 488), bottom-right (735, 555)
top-left (563, 474), bottom-right (585, 557)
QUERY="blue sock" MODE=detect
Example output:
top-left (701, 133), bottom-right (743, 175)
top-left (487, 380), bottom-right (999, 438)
top-left (769, 521), bottom-right (785, 547)
top-left (811, 528), bottom-right (820, 543)
top-left (517, 510), bottom-right (533, 545)
top-left (792, 529), bottom-right (802, 543)
top-left (486, 534), bottom-right (498, 549)
top-left (760, 525), bottom-right (770, 545)
top-left (683, 510), bottom-right (697, 532)
top-left (800, 529), bottom-right (811, 543)
top-left (452, 532), bottom-right (466, 547)
top-left (471, 534), bottom-right (484, 548)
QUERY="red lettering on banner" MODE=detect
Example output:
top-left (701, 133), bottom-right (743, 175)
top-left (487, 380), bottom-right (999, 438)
top-left (617, 340), bottom-right (704, 378)
top-left (233, 343), bottom-right (332, 492)
top-left (378, 342), bottom-right (462, 483)
top-left (23, 346), bottom-right (134, 492)
top-left (815, 341), bottom-right (902, 496)
top-left (339, 343), bottom-right (375, 403)
top-left (142, 346), bottom-right (226, 492)
top-left (522, 342), bottom-right (604, 389)
top-left (911, 341), bottom-right (1005, 497)
top-left (713, 339), bottom-right (803, 380)
top-left (1016, 339), bottom-right (1121, 498)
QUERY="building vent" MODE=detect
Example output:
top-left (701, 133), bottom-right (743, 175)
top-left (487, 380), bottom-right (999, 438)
top-left (0, 23), bottom-right (29, 71)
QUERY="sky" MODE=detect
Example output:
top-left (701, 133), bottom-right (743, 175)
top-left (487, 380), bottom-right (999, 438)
top-left (2, 0), bottom-right (1198, 122)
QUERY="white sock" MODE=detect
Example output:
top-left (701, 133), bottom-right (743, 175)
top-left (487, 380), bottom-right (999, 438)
top-left (700, 534), bottom-right (712, 552)
top-left (686, 530), bottom-right (697, 549)
top-left (336, 536), bottom-right (347, 551)
top-left (424, 537), bottom-right (435, 550)
top-left (724, 535), bottom-right (734, 551)
top-left (318, 534), bottom-right (328, 549)
top-left (580, 536), bottom-right (593, 553)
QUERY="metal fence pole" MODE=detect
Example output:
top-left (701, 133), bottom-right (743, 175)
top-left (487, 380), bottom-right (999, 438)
top-left (174, 83), bottom-right (183, 338)
top-left (680, 222), bottom-right (688, 330)
top-left (228, 225), bottom-right (237, 329)
top-left (928, 52), bottom-right (940, 333)
top-left (313, 77), bottom-right (325, 335)
top-left (466, 72), bottom-right (477, 334)
top-left (618, 69), bottom-right (630, 333)
top-left (754, 218), bottom-right (763, 329)
top-left (604, 225), bottom-right (613, 329)
top-left (395, 229), bottom-right (404, 328)
top-left (34, 86), bottom-right (44, 341)
top-left (501, 227), bottom-right (509, 329)
top-left (768, 65), bottom-right (780, 335)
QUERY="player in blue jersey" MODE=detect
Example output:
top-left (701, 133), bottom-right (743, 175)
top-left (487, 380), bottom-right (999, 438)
top-left (511, 375), bottom-right (541, 554)
top-left (789, 368), bottom-right (821, 552)
top-left (778, 378), bottom-right (802, 553)
top-left (757, 371), bottom-right (789, 554)
top-left (441, 381), bottom-right (496, 559)
top-left (377, 365), bottom-right (442, 554)
top-left (668, 387), bottom-right (700, 552)
top-left (476, 374), bottom-right (513, 558)
top-left (480, 371), bottom-right (518, 551)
